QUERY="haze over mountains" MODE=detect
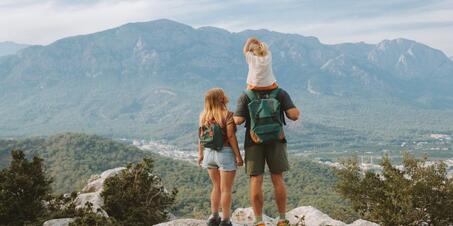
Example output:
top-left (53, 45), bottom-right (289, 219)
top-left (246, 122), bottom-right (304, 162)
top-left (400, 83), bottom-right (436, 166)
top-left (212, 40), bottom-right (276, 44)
top-left (0, 41), bottom-right (29, 57)
top-left (1, 19), bottom-right (452, 151)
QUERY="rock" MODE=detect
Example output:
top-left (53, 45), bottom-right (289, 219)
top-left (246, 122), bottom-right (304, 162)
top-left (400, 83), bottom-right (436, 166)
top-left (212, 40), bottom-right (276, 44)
top-left (287, 206), bottom-right (346, 226)
top-left (349, 219), bottom-right (380, 226)
top-left (158, 206), bottom-right (380, 226)
top-left (42, 218), bottom-right (75, 226)
top-left (231, 207), bottom-right (275, 225)
top-left (73, 191), bottom-right (108, 216)
top-left (71, 167), bottom-right (126, 217)
top-left (82, 167), bottom-right (125, 193)
top-left (154, 219), bottom-right (206, 226)
top-left (287, 206), bottom-right (379, 226)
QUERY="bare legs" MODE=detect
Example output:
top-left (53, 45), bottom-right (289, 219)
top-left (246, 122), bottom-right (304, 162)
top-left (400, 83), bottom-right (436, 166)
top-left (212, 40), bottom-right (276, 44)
top-left (271, 173), bottom-right (287, 216)
top-left (250, 175), bottom-right (264, 218)
top-left (220, 170), bottom-right (236, 219)
top-left (250, 173), bottom-right (287, 221)
top-left (208, 168), bottom-right (236, 220)
top-left (208, 169), bottom-right (221, 214)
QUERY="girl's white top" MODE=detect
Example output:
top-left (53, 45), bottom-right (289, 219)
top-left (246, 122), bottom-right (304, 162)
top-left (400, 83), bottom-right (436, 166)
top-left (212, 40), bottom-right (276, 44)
top-left (245, 51), bottom-right (276, 87)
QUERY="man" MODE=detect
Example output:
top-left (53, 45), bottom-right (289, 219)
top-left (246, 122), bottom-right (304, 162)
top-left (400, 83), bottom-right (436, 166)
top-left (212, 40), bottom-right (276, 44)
top-left (234, 88), bottom-right (300, 226)
top-left (234, 38), bottom-right (300, 226)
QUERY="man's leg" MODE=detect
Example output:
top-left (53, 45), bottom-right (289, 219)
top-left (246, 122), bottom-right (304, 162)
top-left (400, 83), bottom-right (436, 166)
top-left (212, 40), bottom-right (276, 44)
top-left (245, 144), bottom-right (265, 224)
top-left (249, 175), bottom-right (264, 222)
top-left (271, 173), bottom-right (287, 217)
top-left (266, 142), bottom-right (289, 222)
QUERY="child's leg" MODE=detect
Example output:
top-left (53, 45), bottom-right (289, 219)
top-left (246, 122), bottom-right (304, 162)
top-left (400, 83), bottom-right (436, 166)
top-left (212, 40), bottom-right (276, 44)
top-left (208, 168), bottom-right (221, 216)
top-left (220, 170), bottom-right (236, 220)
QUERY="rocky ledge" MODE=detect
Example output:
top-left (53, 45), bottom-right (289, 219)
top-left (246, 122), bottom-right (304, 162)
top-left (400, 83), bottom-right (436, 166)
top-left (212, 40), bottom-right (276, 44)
top-left (43, 168), bottom-right (379, 226)
top-left (156, 206), bottom-right (379, 226)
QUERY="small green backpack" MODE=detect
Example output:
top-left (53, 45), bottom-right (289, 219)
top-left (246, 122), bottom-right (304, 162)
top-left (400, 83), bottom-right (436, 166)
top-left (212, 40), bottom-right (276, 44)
top-left (245, 88), bottom-right (285, 144)
top-left (199, 122), bottom-right (224, 151)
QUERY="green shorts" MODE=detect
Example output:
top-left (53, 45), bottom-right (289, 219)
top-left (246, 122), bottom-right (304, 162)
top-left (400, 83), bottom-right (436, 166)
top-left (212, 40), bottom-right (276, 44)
top-left (244, 142), bottom-right (289, 176)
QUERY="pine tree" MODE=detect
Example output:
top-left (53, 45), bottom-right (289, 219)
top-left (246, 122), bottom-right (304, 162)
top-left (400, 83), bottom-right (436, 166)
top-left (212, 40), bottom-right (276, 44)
top-left (101, 158), bottom-right (177, 226)
top-left (336, 153), bottom-right (453, 226)
top-left (0, 150), bottom-right (53, 225)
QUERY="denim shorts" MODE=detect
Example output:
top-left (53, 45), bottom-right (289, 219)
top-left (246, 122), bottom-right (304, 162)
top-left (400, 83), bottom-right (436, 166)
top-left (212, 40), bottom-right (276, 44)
top-left (202, 147), bottom-right (237, 171)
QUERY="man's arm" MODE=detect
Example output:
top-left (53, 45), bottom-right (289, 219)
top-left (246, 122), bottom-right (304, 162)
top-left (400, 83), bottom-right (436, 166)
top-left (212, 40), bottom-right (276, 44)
top-left (285, 107), bottom-right (300, 121)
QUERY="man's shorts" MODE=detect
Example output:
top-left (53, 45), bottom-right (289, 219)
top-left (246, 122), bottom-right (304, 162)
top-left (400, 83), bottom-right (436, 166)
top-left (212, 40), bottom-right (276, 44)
top-left (244, 141), bottom-right (289, 176)
top-left (202, 147), bottom-right (237, 171)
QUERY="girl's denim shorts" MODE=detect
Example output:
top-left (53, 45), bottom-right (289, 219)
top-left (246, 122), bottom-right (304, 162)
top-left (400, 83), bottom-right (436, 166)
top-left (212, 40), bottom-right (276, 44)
top-left (202, 147), bottom-right (237, 171)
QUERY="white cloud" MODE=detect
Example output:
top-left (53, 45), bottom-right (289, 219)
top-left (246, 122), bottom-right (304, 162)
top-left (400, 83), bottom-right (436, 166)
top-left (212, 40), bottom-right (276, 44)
top-left (0, 0), bottom-right (221, 45)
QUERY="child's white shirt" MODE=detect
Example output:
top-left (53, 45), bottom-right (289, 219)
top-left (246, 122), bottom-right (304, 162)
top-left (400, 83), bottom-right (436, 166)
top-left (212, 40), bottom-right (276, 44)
top-left (245, 51), bottom-right (276, 87)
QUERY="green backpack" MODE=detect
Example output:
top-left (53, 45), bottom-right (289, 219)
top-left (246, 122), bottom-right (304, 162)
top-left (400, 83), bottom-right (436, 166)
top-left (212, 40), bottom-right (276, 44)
top-left (245, 88), bottom-right (285, 144)
top-left (199, 122), bottom-right (224, 151)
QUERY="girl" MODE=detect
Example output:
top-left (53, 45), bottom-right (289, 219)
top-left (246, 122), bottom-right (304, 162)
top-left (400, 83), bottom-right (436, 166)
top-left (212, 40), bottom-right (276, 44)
top-left (243, 37), bottom-right (278, 91)
top-left (198, 88), bottom-right (243, 226)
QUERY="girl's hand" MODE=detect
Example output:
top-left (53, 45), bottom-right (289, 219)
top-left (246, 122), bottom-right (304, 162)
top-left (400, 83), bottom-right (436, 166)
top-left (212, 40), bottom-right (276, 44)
top-left (236, 156), bottom-right (244, 167)
top-left (198, 155), bottom-right (204, 167)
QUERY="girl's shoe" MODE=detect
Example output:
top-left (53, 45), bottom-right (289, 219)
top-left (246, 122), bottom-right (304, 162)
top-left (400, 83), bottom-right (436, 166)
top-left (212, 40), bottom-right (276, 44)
top-left (207, 217), bottom-right (221, 226)
top-left (219, 220), bottom-right (233, 226)
top-left (276, 219), bottom-right (290, 226)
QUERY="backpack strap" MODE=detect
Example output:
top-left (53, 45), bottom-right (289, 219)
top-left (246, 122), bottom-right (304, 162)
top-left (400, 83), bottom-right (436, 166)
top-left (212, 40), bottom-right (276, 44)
top-left (269, 88), bottom-right (286, 126)
top-left (244, 90), bottom-right (258, 101)
top-left (269, 88), bottom-right (281, 99)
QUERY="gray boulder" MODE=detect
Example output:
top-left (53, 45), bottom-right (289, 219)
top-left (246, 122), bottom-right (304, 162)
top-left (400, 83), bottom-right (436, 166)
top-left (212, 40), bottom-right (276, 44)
top-left (42, 218), bottom-right (75, 226)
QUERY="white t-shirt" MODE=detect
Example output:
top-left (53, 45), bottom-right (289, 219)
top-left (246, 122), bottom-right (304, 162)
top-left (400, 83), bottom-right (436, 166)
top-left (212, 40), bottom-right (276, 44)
top-left (245, 51), bottom-right (276, 87)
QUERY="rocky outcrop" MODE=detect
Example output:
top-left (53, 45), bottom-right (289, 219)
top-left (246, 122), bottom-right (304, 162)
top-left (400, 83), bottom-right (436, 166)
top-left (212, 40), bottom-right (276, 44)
top-left (73, 167), bottom-right (125, 216)
top-left (45, 167), bottom-right (380, 226)
top-left (42, 218), bottom-right (75, 226)
top-left (43, 167), bottom-right (126, 225)
top-left (156, 207), bottom-right (379, 226)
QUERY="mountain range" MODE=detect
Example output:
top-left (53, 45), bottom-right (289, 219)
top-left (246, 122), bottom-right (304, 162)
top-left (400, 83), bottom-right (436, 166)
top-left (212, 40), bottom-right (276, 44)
top-left (1, 19), bottom-right (453, 152)
top-left (0, 41), bottom-right (29, 57)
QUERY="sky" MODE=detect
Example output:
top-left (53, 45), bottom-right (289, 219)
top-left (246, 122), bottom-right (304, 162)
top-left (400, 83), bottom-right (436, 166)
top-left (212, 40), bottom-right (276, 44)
top-left (1, 0), bottom-right (453, 56)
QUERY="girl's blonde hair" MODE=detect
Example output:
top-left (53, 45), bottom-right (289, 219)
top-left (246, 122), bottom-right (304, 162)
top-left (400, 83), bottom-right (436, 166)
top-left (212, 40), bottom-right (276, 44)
top-left (199, 88), bottom-right (229, 127)
top-left (250, 41), bottom-right (269, 57)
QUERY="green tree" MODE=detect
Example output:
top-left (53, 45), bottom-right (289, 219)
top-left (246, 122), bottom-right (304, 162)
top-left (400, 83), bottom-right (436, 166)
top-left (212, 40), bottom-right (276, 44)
top-left (101, 158), bottom-right (177, 226)
top-left (336, 153), bottom-right (453, 226)
top-left (0, 150), bottom-right (53, 225)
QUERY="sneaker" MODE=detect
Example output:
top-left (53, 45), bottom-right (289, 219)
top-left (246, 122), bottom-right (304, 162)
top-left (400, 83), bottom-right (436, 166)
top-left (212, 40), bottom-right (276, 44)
top-left (219, 220), bottom-right (233, 226)
top-left (207, 217), bottom-right (221, 226)
top-left (276, 219), bottom-right (290, 226)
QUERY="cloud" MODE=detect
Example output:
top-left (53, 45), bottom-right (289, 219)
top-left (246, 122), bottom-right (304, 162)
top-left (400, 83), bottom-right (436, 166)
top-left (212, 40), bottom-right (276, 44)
top-left (0, 0), bottom-right (452, 55)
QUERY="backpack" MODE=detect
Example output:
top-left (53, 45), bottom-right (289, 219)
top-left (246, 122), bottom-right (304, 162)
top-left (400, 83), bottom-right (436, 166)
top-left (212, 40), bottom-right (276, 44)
top-left (199, 122), bottom-right (224, 151)
top-left (245, 88), bottom-right (285, 144)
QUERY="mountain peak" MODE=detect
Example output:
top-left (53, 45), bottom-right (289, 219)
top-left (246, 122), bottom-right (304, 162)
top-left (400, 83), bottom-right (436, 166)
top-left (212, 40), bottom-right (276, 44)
top-left (0, 41), bottom-right (30, 57)
top-left (197, 26), bottom-right (230, 34)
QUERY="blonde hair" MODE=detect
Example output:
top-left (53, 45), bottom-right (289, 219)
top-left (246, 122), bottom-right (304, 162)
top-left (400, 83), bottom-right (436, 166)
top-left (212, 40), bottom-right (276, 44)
top-left (250, 41), bottom-right (269, 57)
top-left (199, 88), bottom-right (229, 127)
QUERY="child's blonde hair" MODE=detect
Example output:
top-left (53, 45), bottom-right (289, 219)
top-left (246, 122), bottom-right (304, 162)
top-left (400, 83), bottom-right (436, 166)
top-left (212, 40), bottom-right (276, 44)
top-left (199, 88), bottom-right (229, 127)
top-left (250, 41), bottom-right (269, 57)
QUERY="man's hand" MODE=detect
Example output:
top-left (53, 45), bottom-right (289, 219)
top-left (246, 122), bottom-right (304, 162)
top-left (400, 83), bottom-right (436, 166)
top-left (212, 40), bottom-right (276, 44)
top-left (236, 156), bottom-right (244, 167)
top-left (197, 155), bottom-right (204, 167)
top-left (285, 108), bottom-right (300, 121)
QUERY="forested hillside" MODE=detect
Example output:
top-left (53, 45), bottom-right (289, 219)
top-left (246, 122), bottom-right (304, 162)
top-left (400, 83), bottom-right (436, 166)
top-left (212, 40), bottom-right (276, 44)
top-left (1, 20), bottom-right (453, 153)
top-left (0, 133), bottom-right (357, 222)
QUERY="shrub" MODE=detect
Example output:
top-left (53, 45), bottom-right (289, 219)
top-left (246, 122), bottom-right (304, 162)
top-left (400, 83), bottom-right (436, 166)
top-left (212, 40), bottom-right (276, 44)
top-left (101, 158), bottom-right (177, 225)
top-left (0, 150), bottom-right (53, 225)
top-left (336, 153), bottom-right (453, 226)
